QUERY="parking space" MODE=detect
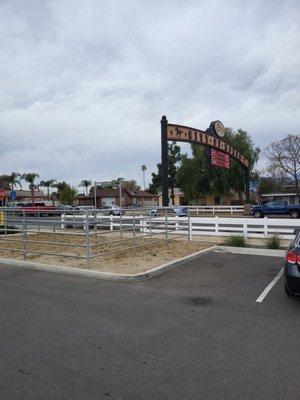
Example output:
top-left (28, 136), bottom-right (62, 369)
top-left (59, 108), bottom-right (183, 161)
top-left (0, 253), bottom-right (299, 400)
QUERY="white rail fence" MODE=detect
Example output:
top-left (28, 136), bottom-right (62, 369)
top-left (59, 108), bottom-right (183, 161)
top-left (61, 214), bottom-right (300, 240)
top-left (154, 216), bottom-right (299, 240)
top-left (189, 217), bottom-right (300, 239)
top-left (189, 205), bottom-right (244, 214)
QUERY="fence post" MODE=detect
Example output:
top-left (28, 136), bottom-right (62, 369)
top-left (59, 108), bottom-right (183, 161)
top-left (213, 206), bottom-right (215, 215)
top-left (85, 211), bottom-right (90, 268)
top-left (215, 216), bottom-right (219, 235)
top-left (149, 212), bottom-right (152, 238)
top-left (133, 210), bottom-right (136, 255)
top-left (164, 208), bottom-right (168, 245)
top-left (110, 214), bottom-right (113, 231)
top-left (188, 206), bottom-right (192, 241)
top-left (243, 220), bottom-right (248, 239)
top-left (38, 210), bottom-right (40, 232)
top-left (264, 217), bottom-right (268, 238)
top-left (61, 213), bottom-right (66, 230)
top-left (94, 209), bottom-right (97, 232)
top-left (120, 210), bottom-right (123, 238)
top-left (230, 206), bottom-right (233, 215)
top-left (175, 215), bottom-right (179, 231)
top-left (22, 211), bottom-right (27, 260)
top-left (140, 215), bottom-right (144, 234)
top-left (53, 222), bottom-right (56, 242)
top-left (4, 210), bottom-right (7, 237)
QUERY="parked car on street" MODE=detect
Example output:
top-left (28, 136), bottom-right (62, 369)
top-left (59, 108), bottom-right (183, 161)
top-left (284, 229), bottom-right (300, 296)
top-left (73, 206), bottom-right (95, 212)
top-left (251, 201), bottom-right (300, 219)
top-left (98, 205), bottom-right (124, 216)
top-left (57, 205), bottom-right (75, 215)
top-left (19, 202), bottom-right (58, 216)
top-left (149, 207), bottom-right (157, 217)
top-left (149, 206), bottom-right (188, 217)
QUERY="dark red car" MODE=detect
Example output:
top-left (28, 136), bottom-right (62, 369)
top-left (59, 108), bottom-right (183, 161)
top-left (21, 202), bottom-right (58, 216)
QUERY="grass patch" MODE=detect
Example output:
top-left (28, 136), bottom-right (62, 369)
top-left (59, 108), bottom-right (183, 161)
top-left (224, 235), bottom-right (246, 247)
top-left (265, 234), bottom-right (281, 249)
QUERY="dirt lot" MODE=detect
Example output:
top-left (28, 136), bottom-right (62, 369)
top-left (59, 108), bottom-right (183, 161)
top-left (0, 231), bottom-right (212, 274)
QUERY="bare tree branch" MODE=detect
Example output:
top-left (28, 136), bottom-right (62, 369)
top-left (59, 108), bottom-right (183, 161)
top-left (264, 134), bottom-right (300, 199)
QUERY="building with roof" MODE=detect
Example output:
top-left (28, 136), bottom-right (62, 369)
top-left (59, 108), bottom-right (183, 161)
top-left (157, 188), bottom-right (244, 206)
top-left (259, 181), bottom-right (299, 205)
top-left (6, 189), bottom-right (45, 204)
top-left (76, 187), bottom-right (158, 208)
top-left (260, 190), bottom-right (299, 205)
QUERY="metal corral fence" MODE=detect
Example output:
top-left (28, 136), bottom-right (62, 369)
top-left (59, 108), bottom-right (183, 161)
top-left (1, 207), bottom-right (299, 267)
top-left (0, 207), bottom-right (192, 268)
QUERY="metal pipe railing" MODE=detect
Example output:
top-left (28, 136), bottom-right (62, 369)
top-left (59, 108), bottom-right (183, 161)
top-left (0, 206), bottom-right (192, 267)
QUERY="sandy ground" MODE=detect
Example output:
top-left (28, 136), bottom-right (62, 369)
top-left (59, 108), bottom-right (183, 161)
top-left (0, 231), bottom-right (213, 274)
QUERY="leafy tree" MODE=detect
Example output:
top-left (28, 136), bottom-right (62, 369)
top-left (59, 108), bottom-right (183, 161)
top-left (148, 164), bottom-right (162, 195)
top-left (55, 181), bottom-right (77, 205)
top-left (79, 179), bottom-right (92, 196)
top-left (148, 143), bottom-right (181, 204)
top-left (177, 145), bottom-right (231, 204)
top-left (177, 128), bottom-right (259, 204)
top-left (265, 134), bottom-right (300, 199)
top-left (168, 143), bottom-right (181, 204)
top-left (0, 175), bottom-right (12, 190)
top-left (122, 180), bottom-right (141, 192)
top-left (257, 177), bottom-right (283, 196)
top-left (21, 173), bottom-right (39, 204)
top-left (40, 179), bottom-right (56, 199)
top-left (225, 128), bottom-right (260, 203)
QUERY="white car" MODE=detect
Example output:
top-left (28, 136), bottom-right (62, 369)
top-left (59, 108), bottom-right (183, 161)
top-left (99, 205), bottom-right (124, 216)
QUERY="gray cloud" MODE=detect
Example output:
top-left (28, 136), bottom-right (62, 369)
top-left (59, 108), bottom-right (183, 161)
top-left (0, 0), bottom-right (299, 188)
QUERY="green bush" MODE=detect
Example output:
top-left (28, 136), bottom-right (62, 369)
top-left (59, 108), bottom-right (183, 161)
top-left (224, 235), bottom-right (246, 247)
top-left (0, 225), bottom-right (18, 235)
top-left (265, 234), bottom-right (281, 249)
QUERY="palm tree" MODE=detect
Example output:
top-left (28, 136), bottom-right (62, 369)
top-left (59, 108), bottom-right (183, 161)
top-left (8, 172), bottom-right (22, 190)
top-left (40, 179), bottom-right (56, 199)
top-left (141, 165), bottom-right (147, 190)
top-left (21, 173), bottom-right (39, 204)
top-left (79, 179), bottom-right (92, 196)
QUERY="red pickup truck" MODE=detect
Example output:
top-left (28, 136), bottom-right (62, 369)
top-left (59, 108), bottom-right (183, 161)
top-left (21, 202), bottom-right (58, 216)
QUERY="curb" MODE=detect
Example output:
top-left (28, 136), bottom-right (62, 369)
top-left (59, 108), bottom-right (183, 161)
top-left (215, 246), bottom-right (285, 257)
top-left (0, 245), bottom-right (217, 281)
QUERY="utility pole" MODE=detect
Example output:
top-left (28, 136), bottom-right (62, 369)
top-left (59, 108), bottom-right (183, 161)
top-left (161, 115), bottom-right (169, 207)
top-left (93, 181), bottom-right (97, 208)
top-left (117, 177), bottom-right (124, 207)
top-left (141, 165), bottom-right (147, 190)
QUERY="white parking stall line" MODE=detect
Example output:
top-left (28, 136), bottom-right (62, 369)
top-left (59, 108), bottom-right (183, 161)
top-left (256, 268), bottom-right (284, 303)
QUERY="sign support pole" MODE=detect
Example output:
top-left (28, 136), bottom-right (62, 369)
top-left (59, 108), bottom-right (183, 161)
top-left (161, 115), bottom-right (169, 207)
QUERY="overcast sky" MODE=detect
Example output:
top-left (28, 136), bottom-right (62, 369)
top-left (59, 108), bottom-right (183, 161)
top-left (0, 0), bottom-right (299, 191)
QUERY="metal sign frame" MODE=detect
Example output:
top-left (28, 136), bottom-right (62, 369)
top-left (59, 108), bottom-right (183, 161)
top-left (161, 115), bottom-right (250, 206)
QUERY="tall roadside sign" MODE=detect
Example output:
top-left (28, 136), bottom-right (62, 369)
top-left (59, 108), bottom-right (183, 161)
top-left (161, 116), bottom-right (250, 206)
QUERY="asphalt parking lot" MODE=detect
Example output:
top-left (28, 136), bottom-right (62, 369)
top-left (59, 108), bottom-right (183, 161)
top-left (0, 253), bottom-right (299, 400)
